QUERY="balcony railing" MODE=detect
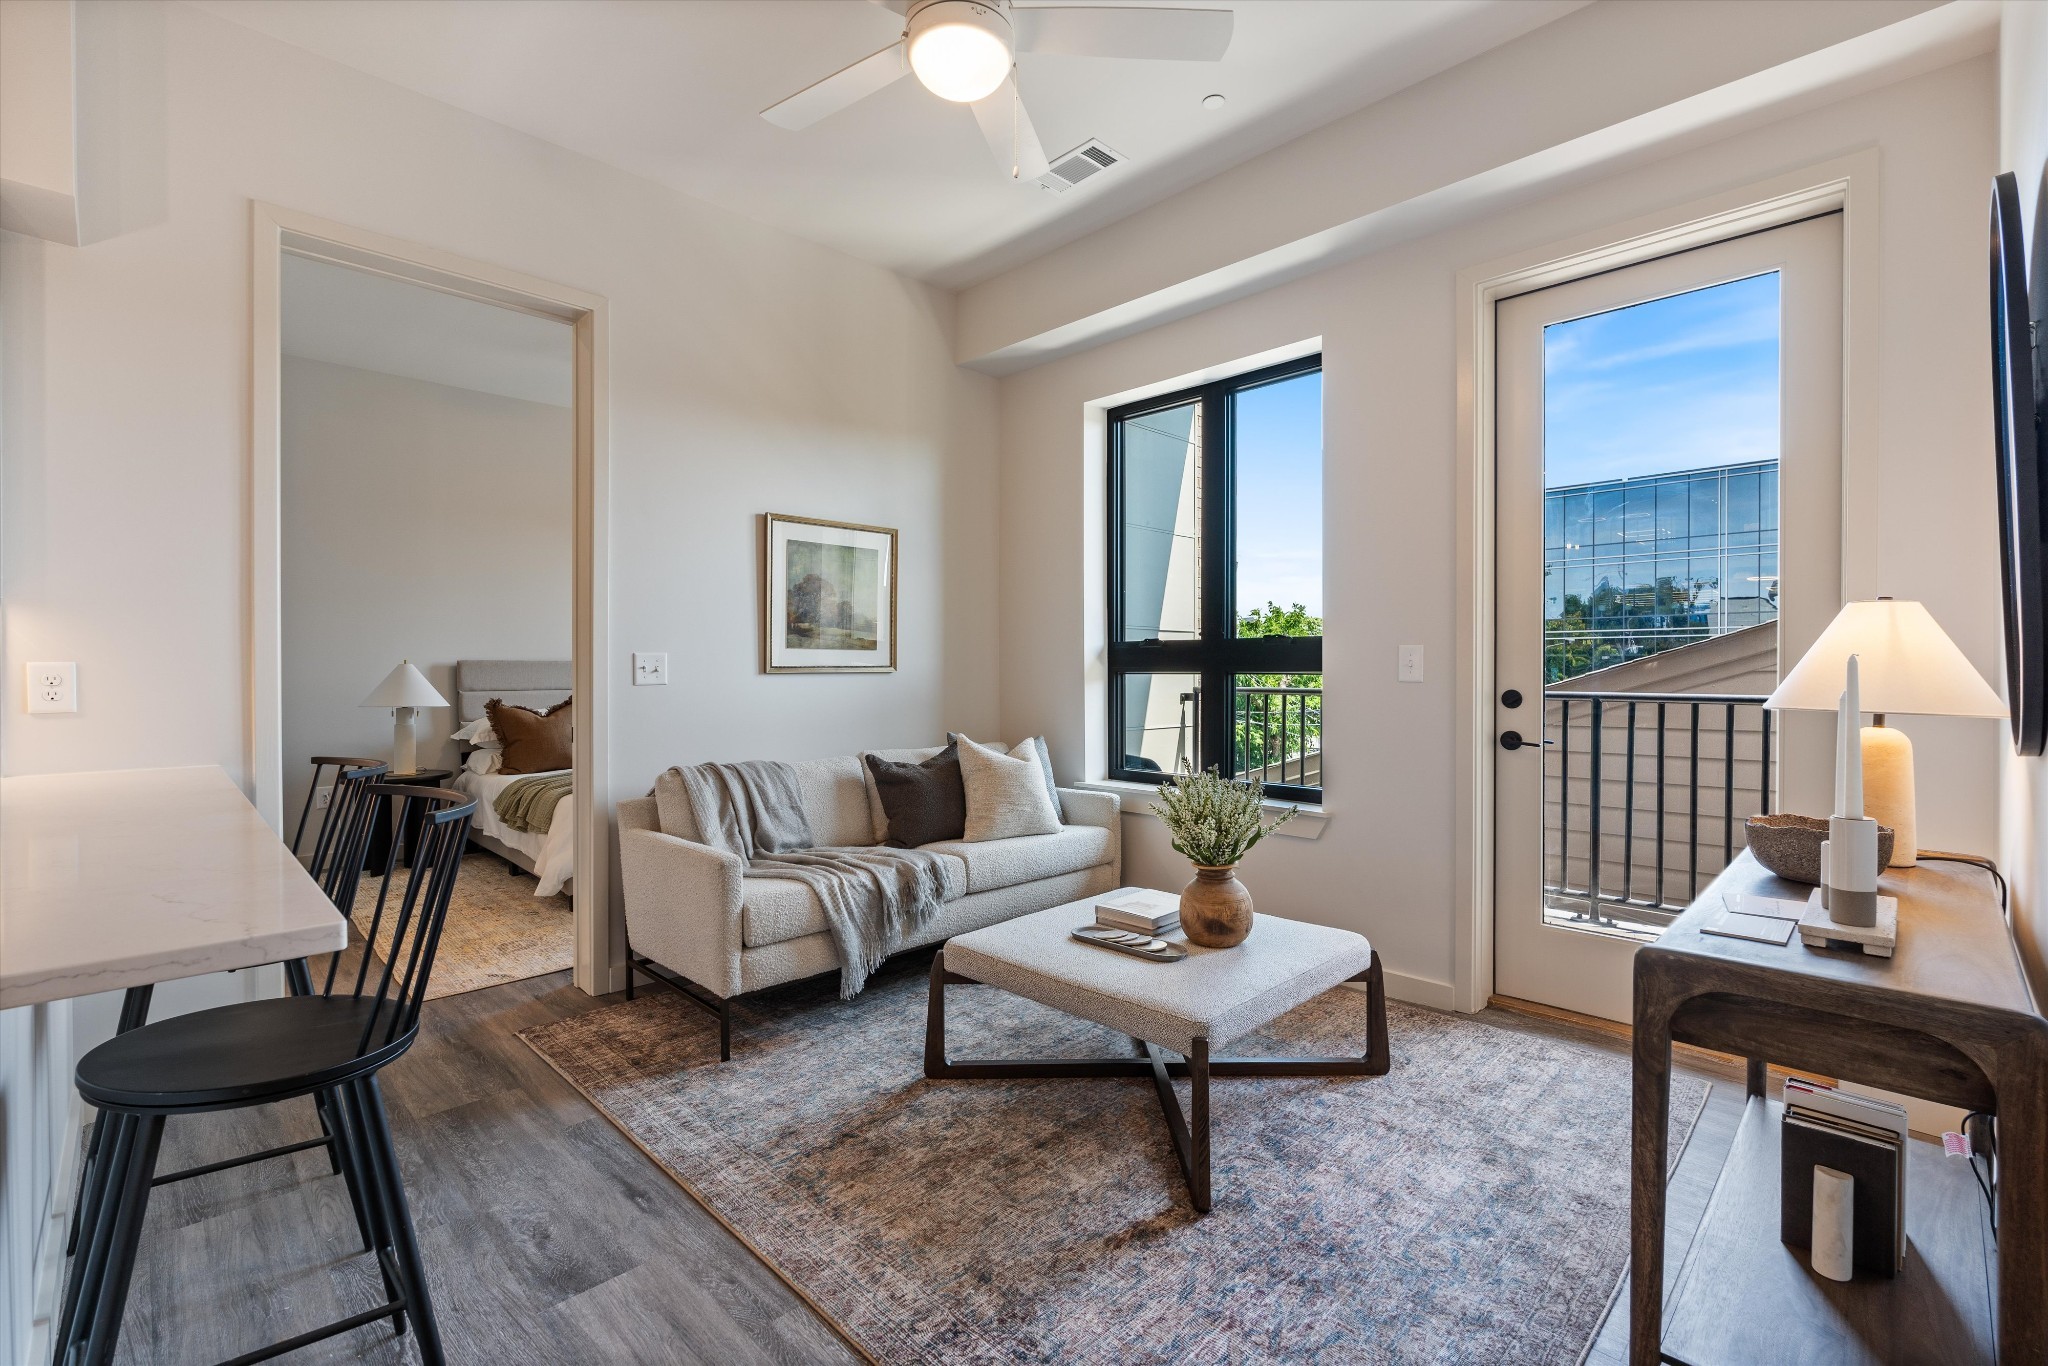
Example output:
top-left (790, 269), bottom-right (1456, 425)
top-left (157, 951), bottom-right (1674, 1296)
top-left (1234, 686), bottom-right (1322, 791)
top-left (1541, 690), bottom-right (1774, 938)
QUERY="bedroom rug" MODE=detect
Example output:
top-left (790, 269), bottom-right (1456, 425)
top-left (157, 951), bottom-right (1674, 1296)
top-left (520, 957), bottom-right (1707, 1365)
top-left (350, 855), bottom-right (573, 999)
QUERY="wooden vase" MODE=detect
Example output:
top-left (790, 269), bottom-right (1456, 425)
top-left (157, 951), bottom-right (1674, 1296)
top-left (1180, 865), bottom-right (1253, 948)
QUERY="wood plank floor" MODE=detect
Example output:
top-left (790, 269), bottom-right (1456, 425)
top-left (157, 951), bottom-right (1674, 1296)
top-left (101, 967), bottom-right (1739, 1364)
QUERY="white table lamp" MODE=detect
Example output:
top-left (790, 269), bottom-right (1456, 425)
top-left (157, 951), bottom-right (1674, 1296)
top-left (1765, 599), bottom-right (2006, 866)
top-left (360, 660), bottom-right (448, 776)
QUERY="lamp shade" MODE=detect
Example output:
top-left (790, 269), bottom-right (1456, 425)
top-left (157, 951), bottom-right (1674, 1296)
top-left (359, 660), bottom-right (448, 710)
top-left (1765, 600), bottom-right (2006, 718)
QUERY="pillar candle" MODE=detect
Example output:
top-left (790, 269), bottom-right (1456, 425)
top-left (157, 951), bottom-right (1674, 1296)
top-left (1844, 655), bottom-right (1862, 818)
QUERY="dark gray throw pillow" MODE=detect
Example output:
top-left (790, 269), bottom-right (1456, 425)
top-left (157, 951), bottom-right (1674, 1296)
top-left (864, 745), bottom-right (967, 848)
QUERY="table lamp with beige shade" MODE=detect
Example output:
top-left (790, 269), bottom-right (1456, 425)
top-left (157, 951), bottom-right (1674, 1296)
top-left (360, 660), bottom-right (448, 777)
top-left (1764, 599), bottom-right (2006, 867)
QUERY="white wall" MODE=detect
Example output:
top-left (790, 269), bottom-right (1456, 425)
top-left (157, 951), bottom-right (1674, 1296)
top-left (0, 7), bottom-right (999, 1347)
top-left (281, 356), bottom-right (572, 822)
top-left (997, 56), bottom-right (2002, 1006)
top-left (1999, 0), bottom-right (2048, 996)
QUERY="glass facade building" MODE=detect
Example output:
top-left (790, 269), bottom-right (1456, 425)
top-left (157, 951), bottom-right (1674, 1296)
top-left (1543, 459), bottom-right (1778, 682)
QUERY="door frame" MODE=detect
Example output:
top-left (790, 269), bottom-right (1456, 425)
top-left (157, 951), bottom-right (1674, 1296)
top-left (1450, 150), bottom-right (1883, 1013)
top-left (248, 202), bottom-right (619, 997)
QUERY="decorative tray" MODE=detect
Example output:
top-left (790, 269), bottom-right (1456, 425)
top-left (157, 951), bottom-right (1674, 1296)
top-left (1070, 925), bottom-right (1188, 962)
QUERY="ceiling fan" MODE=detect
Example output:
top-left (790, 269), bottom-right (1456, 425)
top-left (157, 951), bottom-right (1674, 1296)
top-left (760, 0), bottom-right (1234, 181)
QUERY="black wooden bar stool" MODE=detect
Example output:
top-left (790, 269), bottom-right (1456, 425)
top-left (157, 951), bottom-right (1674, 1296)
top-left (57, 784), bottom-right (475, 1366)
top-left (63, 759), bottom-right (391, 1259)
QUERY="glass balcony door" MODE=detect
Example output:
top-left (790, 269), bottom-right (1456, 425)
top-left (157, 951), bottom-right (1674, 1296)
top-left (1492, 216), bottom-right (1843, 1023)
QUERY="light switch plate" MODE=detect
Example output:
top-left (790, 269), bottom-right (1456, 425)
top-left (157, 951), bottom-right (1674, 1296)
top-left (632, 652), bottom-right (669, 686)
top-left (26, 661), bottom-right (78, 713)
top-left (1398, 645), bottom-right (1424, 683)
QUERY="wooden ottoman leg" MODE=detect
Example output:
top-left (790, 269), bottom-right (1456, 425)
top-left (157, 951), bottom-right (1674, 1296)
top-left (1361, 950), bottom-right (1390, 1076)
top-left (1189, 1038), bottom-right (1212, 1213)
top-left (924, 951), bottom-right (949, 1077)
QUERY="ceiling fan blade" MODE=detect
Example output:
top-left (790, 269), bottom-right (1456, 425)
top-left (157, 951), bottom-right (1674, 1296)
top-left (1012, 6), bottom-right (1233, 61)
top-left (970, 77), bottom-right (1050, 181)
top-left (760, 41), bottom-right (908, 131)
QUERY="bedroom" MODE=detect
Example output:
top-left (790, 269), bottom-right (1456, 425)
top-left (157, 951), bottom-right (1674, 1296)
top-left (280, 253), bottom-right (580, 995)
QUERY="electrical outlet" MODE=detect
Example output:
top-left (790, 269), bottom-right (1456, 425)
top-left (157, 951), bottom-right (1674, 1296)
top-left (1397, 645), bottom-right (1424, 683)
top-left (315, 786), bottom-right (332, 810)
top-left (632, 652), bottom-right (669, 686)
top-left (25, 662), bottom-right (77, 714)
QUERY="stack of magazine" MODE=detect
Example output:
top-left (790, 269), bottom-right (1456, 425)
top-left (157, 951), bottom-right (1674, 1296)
top-left (1779, 1076), bottom-right (1910, 1276)
top-left (1094, 889), bottom-right (1180, 935)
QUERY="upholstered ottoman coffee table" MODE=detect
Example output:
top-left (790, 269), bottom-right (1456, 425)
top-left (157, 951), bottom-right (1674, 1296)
top-left (925, 890), bottom-right (1387, 1213)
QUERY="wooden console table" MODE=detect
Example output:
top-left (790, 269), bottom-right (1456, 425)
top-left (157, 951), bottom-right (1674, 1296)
top-left (1631, 851), bottom-right (2046, 1364)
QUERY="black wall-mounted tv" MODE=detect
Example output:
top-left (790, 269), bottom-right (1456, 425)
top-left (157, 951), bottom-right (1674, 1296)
top-left (1990, 170), bottom-right (2047, 757)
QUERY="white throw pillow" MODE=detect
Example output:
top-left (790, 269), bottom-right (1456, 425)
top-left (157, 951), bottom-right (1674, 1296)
top-left (451, 717), bottom-right (501, 749)
top-left (955, 735), bottom-right (1062, 842)
top-left (464, 748), bottom-right (503, 776)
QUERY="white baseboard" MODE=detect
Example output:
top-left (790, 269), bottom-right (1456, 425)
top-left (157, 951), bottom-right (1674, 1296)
top-left (1347, 969), bottom-right (1457, 1011)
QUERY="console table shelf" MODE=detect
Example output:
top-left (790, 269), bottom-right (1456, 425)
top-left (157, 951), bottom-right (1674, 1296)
top-left (1662, 1096), bottom-right (1995, 1365)
top-left (1630, 852), bottom-right (2046, 1365)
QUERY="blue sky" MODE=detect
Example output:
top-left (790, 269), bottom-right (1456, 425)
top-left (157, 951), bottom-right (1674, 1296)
top-left (1235, 370), bottom-right (1324, 618)
top-left (1543, 271), bottom-right (1781, 489)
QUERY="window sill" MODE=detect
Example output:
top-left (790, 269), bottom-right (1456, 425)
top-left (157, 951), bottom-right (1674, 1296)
top-left (1075, 780), bottom-right (1327, 841)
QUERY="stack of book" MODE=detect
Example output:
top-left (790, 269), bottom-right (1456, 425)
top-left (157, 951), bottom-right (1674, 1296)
top-left (1779, 1076), bottom-right (1910, 1276)
top-left (1094, 889), bottom-right (1180, 936)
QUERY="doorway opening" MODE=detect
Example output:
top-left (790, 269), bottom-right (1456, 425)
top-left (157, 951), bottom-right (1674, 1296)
top-left (1491, 214), bottom-right (1843, 1021)
top-left (252, 206), bottom-right (614, 998)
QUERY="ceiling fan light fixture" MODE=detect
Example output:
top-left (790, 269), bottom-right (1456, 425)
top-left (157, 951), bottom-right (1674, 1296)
top-left (906, 1), bottom-right (1013, 104)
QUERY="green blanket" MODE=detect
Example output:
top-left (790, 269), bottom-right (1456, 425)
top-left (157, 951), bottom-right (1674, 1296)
top-left (494, 772), bottom-right (572, 834)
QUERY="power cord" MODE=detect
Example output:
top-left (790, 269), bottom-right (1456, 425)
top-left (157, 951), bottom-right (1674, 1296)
top-left (1915, 851), bottom-right (2007, 917)
top-left (1964, 1110), bottom-right (1998, 1233)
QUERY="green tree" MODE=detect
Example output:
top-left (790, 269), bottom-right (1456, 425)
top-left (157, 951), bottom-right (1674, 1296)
top-left (1234, 602), bottom-right (1322, 779)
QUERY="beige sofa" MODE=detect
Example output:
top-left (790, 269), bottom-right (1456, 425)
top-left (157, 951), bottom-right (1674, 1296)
top-left (617, 746), bottom-right (1121, 1058)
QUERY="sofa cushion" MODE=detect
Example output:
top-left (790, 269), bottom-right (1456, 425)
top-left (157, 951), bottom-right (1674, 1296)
top-left (921, 826), bottom-right (1115, 895)
top-left (786, 756), bottom-right (877, 848)
top-left (741, 852), bottom-right (968, 948)
top-left (656, 756), bottom-right (874, 849)
top-left (861, 746), bottom-right (945, 841)
top-left (950, 733), bottom-right (1059, 813)
top-left (956, 736), bottom-right (1062, 842)
top-left (865, 747), bottom-right (966, 847)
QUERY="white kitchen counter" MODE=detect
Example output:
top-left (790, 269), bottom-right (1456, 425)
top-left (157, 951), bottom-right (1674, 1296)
top-left (0, 766), bottom-right (345, 1010)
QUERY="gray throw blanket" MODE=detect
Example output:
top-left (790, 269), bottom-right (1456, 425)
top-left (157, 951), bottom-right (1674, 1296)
top-left (668, 761), bottom-right (961, 998)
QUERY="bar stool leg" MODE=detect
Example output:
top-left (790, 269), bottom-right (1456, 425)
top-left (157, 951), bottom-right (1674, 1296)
top-left (337, 1082), bottom-right (405, 1332)
top-left (66, 987), bottom-right (153, 1257)
top-left (324, 1086), bottom-right (379, 1257)
top-left (79, 1113), bottom-right (164, 1366)
top-left (56, 1114), bottom-right (133, 1364)
top-left (355, 1076), bottom-right (443, 1363)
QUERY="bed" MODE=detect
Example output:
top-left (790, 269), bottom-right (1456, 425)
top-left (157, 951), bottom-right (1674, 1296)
top-left (451, 659), bottom-right (574, 897)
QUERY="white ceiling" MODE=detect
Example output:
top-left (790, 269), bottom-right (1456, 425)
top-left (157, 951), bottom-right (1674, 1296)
top-left (282, 253), bottom-right (574, 406)
top-left (190, 0), bottom-right (1587, 287)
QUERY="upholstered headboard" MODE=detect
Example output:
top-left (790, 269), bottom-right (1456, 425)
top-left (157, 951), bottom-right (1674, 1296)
top-left (455, 659), bottom-right (571, 725)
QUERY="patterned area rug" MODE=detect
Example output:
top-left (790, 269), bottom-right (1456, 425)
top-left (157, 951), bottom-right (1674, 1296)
top-left (350, 852), bottom-right (573, 999)
top-left (521, 958), bottom-right (1707, 1365)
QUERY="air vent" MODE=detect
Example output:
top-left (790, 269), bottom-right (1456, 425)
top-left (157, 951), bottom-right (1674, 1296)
top-left (1038, 139), bottom-right (1126, 195)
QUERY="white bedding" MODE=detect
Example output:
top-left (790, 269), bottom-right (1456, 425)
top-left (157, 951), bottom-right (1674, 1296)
top-left (454, 768), bottom-right (573, 897)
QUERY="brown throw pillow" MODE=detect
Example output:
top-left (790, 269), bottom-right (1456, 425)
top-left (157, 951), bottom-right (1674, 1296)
top-left (863, 745), bottom-right (966, 847)
top-left (486, 697), bottom-right (572, 774)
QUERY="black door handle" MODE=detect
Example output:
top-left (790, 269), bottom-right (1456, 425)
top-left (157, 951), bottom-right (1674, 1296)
top-left (1498, 731), bottom-right (1554, 751)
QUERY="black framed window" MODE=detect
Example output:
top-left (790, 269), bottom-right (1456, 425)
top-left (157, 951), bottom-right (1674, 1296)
top-left (1108, 354), bottom-right (1323, 802)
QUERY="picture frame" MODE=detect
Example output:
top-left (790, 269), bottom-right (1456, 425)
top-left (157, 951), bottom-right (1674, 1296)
top-left (762, 513), bottom-right (898, 674)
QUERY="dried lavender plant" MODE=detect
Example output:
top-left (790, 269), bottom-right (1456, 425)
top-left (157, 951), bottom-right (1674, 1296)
top-left (1150, 766), bottom-right (1298, 867)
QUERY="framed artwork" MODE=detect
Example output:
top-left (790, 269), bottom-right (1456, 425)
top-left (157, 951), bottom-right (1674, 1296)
top-left (762, 513), bottom-right (898, 673)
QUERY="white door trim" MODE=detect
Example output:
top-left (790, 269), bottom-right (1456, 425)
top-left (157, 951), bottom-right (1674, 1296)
top-left (249, 201), bottom-right (620, 997)
top-left (1450, 150), bottom-right (1882, 1013)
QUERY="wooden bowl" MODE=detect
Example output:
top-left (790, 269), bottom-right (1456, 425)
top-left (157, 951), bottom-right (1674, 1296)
top-left (1744, 813), bottom-right (1895, 884)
